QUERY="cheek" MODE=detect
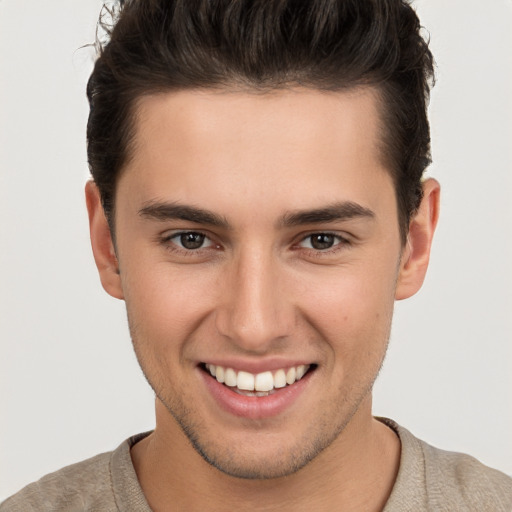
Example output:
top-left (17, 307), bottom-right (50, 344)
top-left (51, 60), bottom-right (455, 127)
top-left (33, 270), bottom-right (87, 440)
top-left (121, 262), bottom-right (219, 347)
top-left (297, 266), bottom-right (397, 354)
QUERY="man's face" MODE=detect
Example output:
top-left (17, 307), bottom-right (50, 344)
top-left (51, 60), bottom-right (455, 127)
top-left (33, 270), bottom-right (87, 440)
top-left (112, 88), bottom-right (406, 478)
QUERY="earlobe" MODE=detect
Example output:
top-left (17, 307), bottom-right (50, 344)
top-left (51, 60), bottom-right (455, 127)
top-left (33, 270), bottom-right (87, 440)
top-left (395, 178), bottom-right (440, 300)
top-left (85, 181), bottom-right (124, 300)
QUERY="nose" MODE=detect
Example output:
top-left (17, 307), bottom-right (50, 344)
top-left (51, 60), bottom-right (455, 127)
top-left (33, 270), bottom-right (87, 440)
top-left (215, 249), bottom-right (295, 353)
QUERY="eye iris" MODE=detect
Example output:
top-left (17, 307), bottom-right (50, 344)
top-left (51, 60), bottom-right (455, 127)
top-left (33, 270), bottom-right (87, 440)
top-left (311, 234), bottom-right (335, 250)
top-left (180, 232), bottom-right (205, 249)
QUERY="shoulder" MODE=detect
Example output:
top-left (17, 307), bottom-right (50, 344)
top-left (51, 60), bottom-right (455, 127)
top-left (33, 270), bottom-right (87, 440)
top-left (382, 418), bottom-right (512, 512)
top-left (0, 451), bottom-right (116, 512)
top-left (421, 439), bottom-right (512, 510)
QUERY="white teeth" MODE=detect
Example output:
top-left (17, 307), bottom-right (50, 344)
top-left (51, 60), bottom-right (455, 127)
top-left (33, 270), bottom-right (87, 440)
top-left (273, 369), bottom-right (287, 389)
top-left (224, 368), bottom-right (237, 387)
top-left (296, 365), bottom-right (307, 380)
top-left (237, 371), bottom-right (255, 391)
top-left (286, 367), bottom-right (296, 385)
top-left (215, 366), bottom-right (225, 383)
top-left (254, 371), bottom-right (274, 392)
top-left (206, 363), bottom-right (312, 393)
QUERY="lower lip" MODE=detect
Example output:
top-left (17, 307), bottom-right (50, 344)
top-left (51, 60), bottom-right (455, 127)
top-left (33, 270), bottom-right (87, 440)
top-left (199, 368), bottom-right (313, 420)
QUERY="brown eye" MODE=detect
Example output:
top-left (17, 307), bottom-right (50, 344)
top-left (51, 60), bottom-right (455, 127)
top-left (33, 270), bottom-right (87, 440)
top-left (162, 230), bottom-right (218, 257)
top-left (179, 232), bottom-right (206, 250)
top-left (309, 234), bottom-right (336, 250)
top-left (297, 233), bottom-right (349, 252)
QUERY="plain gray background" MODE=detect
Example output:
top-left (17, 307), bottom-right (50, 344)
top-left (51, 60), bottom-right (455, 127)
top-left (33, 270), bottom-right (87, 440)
top-left (1, 0), bottom-right (511, 499)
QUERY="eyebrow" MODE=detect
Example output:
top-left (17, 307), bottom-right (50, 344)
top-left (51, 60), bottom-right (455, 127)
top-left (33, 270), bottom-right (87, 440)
top-left (138, 201), bottom-right (229, 228)
top-left (279, 201), bottom-right (375, 227)
top-left (138, 200), bottom-right (375, 229)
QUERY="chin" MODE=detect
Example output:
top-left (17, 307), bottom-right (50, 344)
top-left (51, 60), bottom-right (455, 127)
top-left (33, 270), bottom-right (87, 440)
top-left (189, 436), bottom-right (327, 480)
top-left (167, 403), bottom-right (348, 480)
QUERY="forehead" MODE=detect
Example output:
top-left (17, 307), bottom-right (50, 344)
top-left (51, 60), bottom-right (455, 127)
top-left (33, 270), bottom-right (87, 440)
top-left (132, 87), bottom-right (384, 166)
top-left (118, 87), bottom-right (394, 224)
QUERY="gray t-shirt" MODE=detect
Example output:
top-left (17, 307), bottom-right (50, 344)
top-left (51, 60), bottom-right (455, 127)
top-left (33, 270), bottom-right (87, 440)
top-left (2, 419), bottom-right (511, 511)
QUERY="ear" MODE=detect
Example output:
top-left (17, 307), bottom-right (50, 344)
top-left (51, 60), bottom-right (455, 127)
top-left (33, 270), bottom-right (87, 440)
top-left (395, 178), bottom-right (440, 300)
top-left (85, 181), bottom-right (124, 300)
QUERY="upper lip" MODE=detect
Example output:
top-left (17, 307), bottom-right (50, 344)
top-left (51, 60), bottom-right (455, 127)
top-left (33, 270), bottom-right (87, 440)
top-left (199, 358), bottom-right (315, 374)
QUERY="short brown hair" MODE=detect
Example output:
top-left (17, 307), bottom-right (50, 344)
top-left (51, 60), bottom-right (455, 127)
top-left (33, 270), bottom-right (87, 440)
top-left (87, 0), bottom-right (435, 243)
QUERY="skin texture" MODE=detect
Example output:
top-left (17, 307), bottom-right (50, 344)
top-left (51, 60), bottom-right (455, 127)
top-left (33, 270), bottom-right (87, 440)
top-left (86, 88), bottom-right (439, 511)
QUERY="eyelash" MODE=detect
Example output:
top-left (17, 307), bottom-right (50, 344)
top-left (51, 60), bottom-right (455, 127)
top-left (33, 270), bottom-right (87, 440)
top-left (296, 232), bottom-right (349, 251)
top-left (159, 231), bottom-right (351, 257)
top-left (161, 231), bottom-right (218, 255)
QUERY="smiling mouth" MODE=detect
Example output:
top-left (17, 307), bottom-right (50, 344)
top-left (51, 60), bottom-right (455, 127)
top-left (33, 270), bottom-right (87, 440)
top-left (202, 363), bottom-right (315, 397)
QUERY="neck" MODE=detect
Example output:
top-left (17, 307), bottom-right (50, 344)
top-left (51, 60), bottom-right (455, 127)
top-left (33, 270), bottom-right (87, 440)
top-left (131, 396), bottom-right (400, 512)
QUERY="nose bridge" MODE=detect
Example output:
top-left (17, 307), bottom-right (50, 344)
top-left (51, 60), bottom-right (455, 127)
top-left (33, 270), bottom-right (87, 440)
top-left (216, 245), bottom-right (293, 351)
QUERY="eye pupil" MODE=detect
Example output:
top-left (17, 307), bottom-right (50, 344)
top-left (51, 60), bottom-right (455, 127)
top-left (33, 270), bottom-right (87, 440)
top-left (180, 232), bottom-right (205, 250)
top-left (311, 234), bottom-right (335, 250)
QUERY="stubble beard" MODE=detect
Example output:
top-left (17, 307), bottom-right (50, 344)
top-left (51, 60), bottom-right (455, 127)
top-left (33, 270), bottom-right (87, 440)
top-left (130, 350), bottom-right (389, 480)
top-left (126, 307), bottom-right (392, 481)
top-left (153, 372), bottom-right (384, 480)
